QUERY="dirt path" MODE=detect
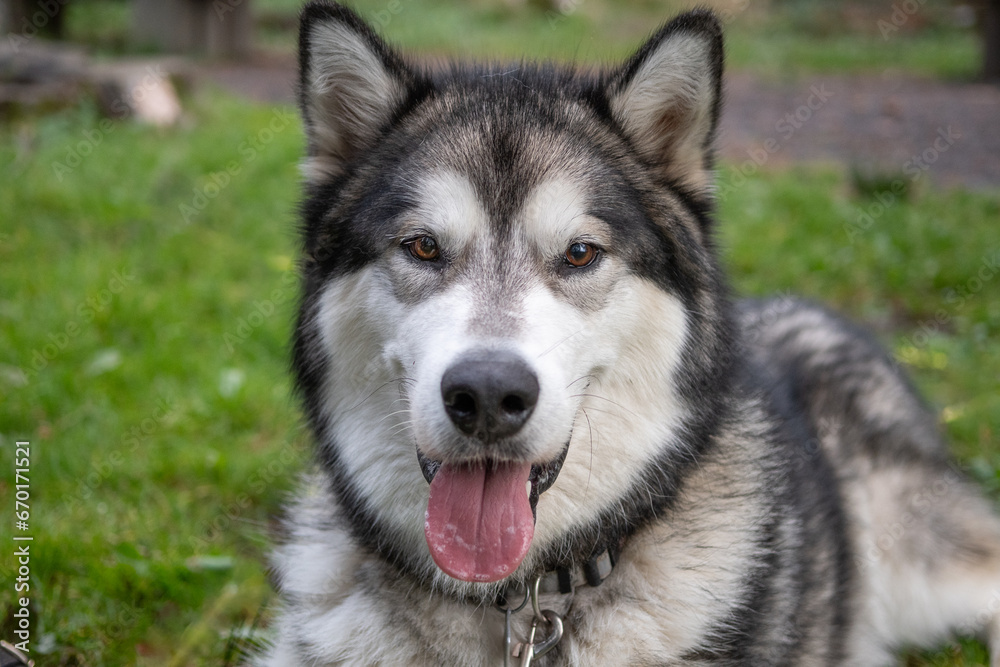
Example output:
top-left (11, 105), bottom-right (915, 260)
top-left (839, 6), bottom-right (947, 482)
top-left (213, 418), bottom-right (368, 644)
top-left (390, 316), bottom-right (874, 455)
top-left (719, 71), bottom-right (999, 190)
top-left (200, 58), bottom-right (1000, 191)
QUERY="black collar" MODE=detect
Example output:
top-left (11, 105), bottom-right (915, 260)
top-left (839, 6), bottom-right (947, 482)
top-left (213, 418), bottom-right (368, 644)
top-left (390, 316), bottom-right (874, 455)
top-left (498, 541), bottom-right (621, 608)
top-left (538, 545), bottom-right (617, 595)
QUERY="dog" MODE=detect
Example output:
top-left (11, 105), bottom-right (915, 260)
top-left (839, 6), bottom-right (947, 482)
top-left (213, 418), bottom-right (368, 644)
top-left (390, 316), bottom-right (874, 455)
top-left (251, 2), bottom-right (1000, 664)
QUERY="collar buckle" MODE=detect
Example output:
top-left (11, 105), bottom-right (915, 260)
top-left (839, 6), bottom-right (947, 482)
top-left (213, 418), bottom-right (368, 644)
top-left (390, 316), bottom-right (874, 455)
top-left (538, 546), bottom-right (616, 596)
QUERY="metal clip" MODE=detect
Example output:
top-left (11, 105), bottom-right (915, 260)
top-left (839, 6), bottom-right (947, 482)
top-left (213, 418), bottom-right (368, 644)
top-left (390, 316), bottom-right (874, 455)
top-left (505, 576), bottom-right (565, 666)
top-left (513, 615), bottom-right (539, 666)
top-left (500, 583), bottom-right (530, 667)
top-left (531, 609), bottom-right (564, 661)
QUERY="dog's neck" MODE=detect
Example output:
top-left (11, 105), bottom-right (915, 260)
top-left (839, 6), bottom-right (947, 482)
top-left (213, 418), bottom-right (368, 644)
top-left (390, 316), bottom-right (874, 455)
top-left (497, 539), bottom-right (623, 608)
top-left (539, 545), bottom-right (618, 595)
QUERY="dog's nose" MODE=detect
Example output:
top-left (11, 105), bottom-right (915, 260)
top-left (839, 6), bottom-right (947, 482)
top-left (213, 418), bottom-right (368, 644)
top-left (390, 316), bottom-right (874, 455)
top-left (441, 352), bottom-right (539, 440)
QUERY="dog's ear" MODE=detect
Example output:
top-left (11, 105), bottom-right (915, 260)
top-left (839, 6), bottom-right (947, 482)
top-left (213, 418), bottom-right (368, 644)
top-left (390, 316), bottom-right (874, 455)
top-left (605, 11), bottom-right (723, 195)
top-left (298, 2), bottom-right (419, 182)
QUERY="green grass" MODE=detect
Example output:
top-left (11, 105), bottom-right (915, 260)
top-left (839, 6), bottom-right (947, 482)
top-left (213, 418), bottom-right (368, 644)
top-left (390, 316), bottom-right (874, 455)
top-left (1, 88), bottom-right (998, 667)
top-left (0, 97), bottom-right (306, 664)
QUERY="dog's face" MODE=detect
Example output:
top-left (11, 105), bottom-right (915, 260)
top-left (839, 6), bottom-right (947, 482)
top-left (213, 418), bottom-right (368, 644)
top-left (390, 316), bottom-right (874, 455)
top-left (294, 2), bottom-right (731, 592)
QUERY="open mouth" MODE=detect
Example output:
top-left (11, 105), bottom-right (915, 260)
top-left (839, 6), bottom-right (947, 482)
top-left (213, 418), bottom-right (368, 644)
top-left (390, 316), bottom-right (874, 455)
top-left (418, 447), bottom-right (568, 583)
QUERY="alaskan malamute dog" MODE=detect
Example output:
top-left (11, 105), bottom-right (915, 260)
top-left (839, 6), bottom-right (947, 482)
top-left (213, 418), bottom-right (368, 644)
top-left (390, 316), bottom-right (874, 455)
top-left (255, 2), bottom-right (1000, 664)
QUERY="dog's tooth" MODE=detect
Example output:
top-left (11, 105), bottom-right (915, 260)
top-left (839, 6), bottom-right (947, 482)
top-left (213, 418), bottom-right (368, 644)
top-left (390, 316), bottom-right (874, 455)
top-left (526, 480), bottom-right (532, 499)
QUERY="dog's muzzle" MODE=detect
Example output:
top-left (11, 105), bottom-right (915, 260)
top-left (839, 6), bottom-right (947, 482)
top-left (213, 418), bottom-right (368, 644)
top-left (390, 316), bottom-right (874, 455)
top-left (418, 350), bottom-right (569, 583)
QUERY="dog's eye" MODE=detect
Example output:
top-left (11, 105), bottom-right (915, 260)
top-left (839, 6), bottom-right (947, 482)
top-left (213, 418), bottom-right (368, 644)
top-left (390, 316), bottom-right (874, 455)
top-left (564, 242), bottom-right (598, 268)
top-left (404, 236), bottom-right (440, 262)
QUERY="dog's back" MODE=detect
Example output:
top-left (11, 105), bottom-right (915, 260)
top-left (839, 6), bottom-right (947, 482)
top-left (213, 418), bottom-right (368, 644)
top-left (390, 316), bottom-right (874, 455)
top-left (742, 298), bottom-right (1000, 662)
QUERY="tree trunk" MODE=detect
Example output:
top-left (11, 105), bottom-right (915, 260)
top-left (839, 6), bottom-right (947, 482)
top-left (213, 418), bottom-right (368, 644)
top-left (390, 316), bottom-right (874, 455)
top-left (983, 0), bottom-right (1000, 81)
top-left (3, 0), bottom-right (68, 39)
top-left (132, 0), bottom-right (253, 59)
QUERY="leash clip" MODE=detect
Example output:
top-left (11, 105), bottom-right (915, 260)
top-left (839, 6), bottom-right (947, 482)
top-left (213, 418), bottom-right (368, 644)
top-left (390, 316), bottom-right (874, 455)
top-left (504, 576), bottom-right (564, 666)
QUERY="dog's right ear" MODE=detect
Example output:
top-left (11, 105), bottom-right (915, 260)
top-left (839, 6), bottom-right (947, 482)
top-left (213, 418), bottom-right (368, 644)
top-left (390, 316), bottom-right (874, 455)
top-left (298, 2), bottom-right (418, 183)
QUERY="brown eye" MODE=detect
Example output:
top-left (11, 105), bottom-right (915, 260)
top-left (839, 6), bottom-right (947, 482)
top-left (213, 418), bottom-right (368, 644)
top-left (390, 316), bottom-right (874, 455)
top-left (405, 236), bottom-right (440, 261)
top-left (564, 242), bottom-right (598, 268)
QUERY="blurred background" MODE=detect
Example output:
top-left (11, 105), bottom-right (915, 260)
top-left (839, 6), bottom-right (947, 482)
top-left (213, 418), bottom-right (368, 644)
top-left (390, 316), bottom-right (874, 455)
top-left (0, 0), bottom-right (998, 664)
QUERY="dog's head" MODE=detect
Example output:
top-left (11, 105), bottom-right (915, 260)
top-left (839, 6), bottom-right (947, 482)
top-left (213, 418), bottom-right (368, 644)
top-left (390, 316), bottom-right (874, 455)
top-left (293, 1), bottom-right (732, 593)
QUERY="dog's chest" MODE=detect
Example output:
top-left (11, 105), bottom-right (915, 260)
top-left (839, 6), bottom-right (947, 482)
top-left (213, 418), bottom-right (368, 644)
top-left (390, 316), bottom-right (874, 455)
top-left (334, 528), bottom-right (754, 666)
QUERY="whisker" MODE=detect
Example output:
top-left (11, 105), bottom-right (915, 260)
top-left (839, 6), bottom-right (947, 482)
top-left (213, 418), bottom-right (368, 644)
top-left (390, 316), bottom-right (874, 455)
top-left (343, 376), bottom-right (414, 412)
top-left (582, 408), bottom-right (594, 498)
top-left (570, 393), bottom-right (637, 418)
top-left (571, 406), bottom-right (625, 421)
top-left (346, 376), bottom-right (416, 412)
top-left (566, 374), bottom-right (597, 390)
top-left (389, 423), bottom-right (415, 437)
top-left (375, 409), bottom-right (413, 426)
top-left (536, 327), bottom-right (586, 359)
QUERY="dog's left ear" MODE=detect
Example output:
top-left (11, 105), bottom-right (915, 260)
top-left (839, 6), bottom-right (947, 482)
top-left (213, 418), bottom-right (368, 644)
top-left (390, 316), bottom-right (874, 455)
top-left (605, 11), bottom-right (723, 195)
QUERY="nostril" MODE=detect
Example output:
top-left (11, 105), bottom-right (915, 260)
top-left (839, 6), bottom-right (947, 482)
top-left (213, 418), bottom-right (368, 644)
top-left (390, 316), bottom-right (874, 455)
top-left (448, 391), bottom-right (477, 417)
top-left (501, 394), bottom-right (527, 415)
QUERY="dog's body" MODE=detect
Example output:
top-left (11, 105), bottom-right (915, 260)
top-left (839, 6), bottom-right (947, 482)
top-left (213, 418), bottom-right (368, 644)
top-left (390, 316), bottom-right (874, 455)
top-left (254, 4), bottom-right (1000, 664)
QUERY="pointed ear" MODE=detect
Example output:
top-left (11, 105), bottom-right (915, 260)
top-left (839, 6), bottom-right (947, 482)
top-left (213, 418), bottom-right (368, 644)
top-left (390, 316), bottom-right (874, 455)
top-left (606, 11), bottom-right (723, 195)
top-left (298, 2), bottom-right (419, 182)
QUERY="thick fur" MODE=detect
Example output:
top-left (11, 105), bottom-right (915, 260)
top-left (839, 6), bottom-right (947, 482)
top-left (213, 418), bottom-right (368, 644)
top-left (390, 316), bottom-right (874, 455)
top-left (253, 3), bottom-right (1000, 665)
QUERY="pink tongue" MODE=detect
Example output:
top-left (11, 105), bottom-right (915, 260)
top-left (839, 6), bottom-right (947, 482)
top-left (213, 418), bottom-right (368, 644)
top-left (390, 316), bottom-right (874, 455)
top-left (424, 461), bottom-right (534, 582)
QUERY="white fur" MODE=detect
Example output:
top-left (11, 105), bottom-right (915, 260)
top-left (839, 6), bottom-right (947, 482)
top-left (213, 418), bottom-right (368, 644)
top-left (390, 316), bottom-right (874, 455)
top-left (520, 178), bottom-right (613, 258)
top-left (530, 278), bottom-right (690, 549)
top-left (399, 170), bottom-right (485, 252)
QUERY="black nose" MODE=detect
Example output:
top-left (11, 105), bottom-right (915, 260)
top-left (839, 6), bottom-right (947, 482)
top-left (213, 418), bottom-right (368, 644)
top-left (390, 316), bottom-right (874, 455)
top-left (441, 351), bottom-right (540, 441)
